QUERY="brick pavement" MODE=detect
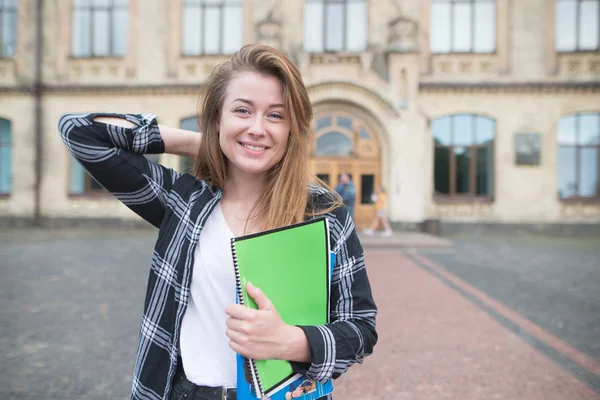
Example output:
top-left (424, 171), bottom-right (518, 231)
top-left (1, 230), bottom-right (599, 400)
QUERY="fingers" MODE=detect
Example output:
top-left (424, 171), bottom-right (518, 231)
top-left (246, 282), bottom-right (274, 311)
top-left (225, 303), bottom-right (253, 320)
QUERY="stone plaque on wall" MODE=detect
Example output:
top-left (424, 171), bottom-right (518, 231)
top-left (514, 132), bottom-right (541, 166)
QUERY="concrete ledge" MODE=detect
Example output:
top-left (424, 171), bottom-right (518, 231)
top-left (359, 232), bottom-right (453, 249)
top-left (438, 221), bottom-right (600, 237)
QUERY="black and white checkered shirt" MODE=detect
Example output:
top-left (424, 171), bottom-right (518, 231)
top-left (58, 113), bottom-right (378, 400)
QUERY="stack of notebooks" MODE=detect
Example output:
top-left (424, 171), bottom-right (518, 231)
top-left (231, 217), bottom-right (335, 400)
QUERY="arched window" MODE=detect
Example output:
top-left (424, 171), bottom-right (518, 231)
top-left (0, 118), bottom-right (12, 195)
top-left (432, 114), bottom-right (495, 198)
top-left (557, 112), bottom-right (600, 200)
top-left (316, 132), bottom-right (353, 156)
top-left (180, 116), bottom-right (199, 173)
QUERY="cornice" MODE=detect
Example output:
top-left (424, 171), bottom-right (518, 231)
top-left (419, 81), bottom-right (600, 93)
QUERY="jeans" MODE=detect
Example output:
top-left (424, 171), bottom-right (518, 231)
top-left (169, 362), bottom-right (236, 400)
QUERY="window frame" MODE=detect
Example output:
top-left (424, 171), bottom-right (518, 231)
top-left (555, 0), bottom-right (600, 53)
top-left (556, 112), bottom-right (600, 202)
top-left (432, 114), bottom-right (496, 202)
top-left (430, 0), bottom-right (497, 54)
top-left (0, 118), bottom-right (12, 196)
top-left (181, 0), bottom-right (243, 56)
top-left (71, 0), bottom-right (129, 58)
top-left (304, 0), bottom-right (368, 53)
top-left (0, 0), bottom-right (18, 59)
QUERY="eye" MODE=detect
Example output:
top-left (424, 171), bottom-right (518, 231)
top-left (270, 112), bottom-right (284, 120)
top-left (235, 108), bottom-right (250, 115)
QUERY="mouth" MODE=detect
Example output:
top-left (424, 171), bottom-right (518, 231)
top-left (239, 142), bottom-right (268, 152)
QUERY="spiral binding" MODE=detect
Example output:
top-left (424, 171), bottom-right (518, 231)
top-left (230, 237), bottom-right (265, 398)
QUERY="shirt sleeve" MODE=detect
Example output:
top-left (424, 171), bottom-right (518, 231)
top-left (290, 204), bottom-right (378, 382)
top-left (58, 112), bottom-right (182, 228)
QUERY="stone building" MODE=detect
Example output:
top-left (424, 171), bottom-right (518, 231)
top-left (0, 0), bottom-right (599, 230)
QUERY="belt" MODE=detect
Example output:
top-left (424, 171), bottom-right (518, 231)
top-left (172, 362), bottom-right (237, 400)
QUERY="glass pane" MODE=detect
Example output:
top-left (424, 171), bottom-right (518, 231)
top-left (92, 0), bottom-right (111, 7)
top-left (336, 116), bottom-right (352, 131)
top-left (453, 2), bottom-right (472, 52)
top-left (0, 146), bottom-right (11, 194)
top-left (430, 2), bottom-right (451, 53)
top-left (304, 2), bottom-right (324, 52)
top-left (557, 115), bottom-right (577, 145)
top-left (455, 147), bottom-right (471, 194)
top-left (359, 126), bottom-right (370, 139)
top-left (180, 117), bottom-right (199, 131)
top-left (203, 7), bottom-right (221, 54)
top-left (361, 174), bottom-right (375, 204)
top-left (144, 154), bottom-right (160, 163)
top-left (182, 5), bottom-right (202, 55)
top-left (579, 147), bottom-right (599, 197)
top-left (453, 115), bottom-right (474, 146)
top-left (112, 9), bottom-right (128, 56)
top-left (315, 116), bottom-right (332, 130)
top-left (475, 116), bottom-right (495, 145)
top-left (558, 146), bottom-right (577, 198)
top-left (113, 0), bottom-right (129, 6)
top-left (181, 157), bottom-right (194, 174)
top-left (579, 0), bottom-right (599, 50)
top-left (223, 6), bottom-right (242, 54)
top-left (92, 10), bottom-right (110, 56)
top-left (69, 158), bottom-right (86, 195)
top-left (346, 1), bottom-right (366, 51)
top-left (473, 1), bottom-right (495, 52)
top-left (73, 0), bottom-right (91, 6)
top-left (579, 113), bottom-right (600, 145)
top-left (434, 147), bottom-right (450, 195)
top-left (184, 0), bottom-right (202, 4)
top-left (315, 132), bottom-right (353, 156)
top-left (556, 0), bottom-right (577, 51)
top-left (2, 10), bottom-right (17, 57)
top-left (325, 2), bottom-right (344, 51)
top-left (0, 119), bottom-right (10, 144)
top-left (317, 173), bottom-right (330, 186)
top-left (476, 145), bottom-right (493, 196)
top-left (432, 117), bottom-right (451, 145)
top-left (89, 175), bottom-right (103, 190)
top-left (72, 9), bottom-right (91, 57)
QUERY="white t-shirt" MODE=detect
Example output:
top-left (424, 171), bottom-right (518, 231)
top-left (179, 203), bottom-right (237, 388)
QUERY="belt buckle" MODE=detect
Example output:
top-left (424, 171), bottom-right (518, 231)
top-left (221, 387), bottom-right (227, 400)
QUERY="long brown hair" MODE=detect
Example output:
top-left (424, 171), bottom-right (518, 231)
top-left (193, 44), bottom-right (339, 232)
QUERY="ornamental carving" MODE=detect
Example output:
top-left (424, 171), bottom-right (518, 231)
top-left (387, 16), bottom-right (418, 52)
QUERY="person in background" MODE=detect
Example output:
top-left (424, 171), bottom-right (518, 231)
top-left (335, 173), bottom-right (356, 219)
top-left (364, 185), bottom-right (393, 237)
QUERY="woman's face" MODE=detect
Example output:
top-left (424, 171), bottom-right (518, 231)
top-left (219, 71), bottom-right (290, 179)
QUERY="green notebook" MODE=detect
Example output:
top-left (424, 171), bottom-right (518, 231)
top-left (231, 217), bottom-right (331, 398)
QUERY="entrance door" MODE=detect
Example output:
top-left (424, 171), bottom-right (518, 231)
top-left (310, 158), bottom-right (380, 228)
top-left (309, 112), bottom-right (382, 229)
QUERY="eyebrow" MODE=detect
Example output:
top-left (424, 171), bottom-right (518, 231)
top-left (232, 98), bottom-right (284, 108)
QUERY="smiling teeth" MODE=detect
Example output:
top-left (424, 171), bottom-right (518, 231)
top-left (242, 143), bottom-right (266, 151)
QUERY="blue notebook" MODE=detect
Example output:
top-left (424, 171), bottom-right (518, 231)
top-left (234, 252), bottom-right (336, 400)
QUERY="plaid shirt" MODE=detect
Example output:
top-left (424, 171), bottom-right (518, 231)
top-left (58, 113), bottom-right (378, 400)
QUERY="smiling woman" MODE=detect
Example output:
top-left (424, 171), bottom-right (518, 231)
top-left (57, 44), bottom-right (378, 400)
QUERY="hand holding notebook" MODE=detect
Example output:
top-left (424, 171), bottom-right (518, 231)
top-left (225, 282), bottom-right (311, 362)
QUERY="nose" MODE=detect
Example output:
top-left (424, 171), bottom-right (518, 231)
top-left (247, 116), bottom-right (266, 137)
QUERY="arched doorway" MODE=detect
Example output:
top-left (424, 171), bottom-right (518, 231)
top-left (309, 112), bottom-right (382, 228)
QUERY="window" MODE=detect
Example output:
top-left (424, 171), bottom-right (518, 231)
top-left (180, 116), bottom-right (199, 173)
top-left (0, 118), bottom-right (12, 194)
top-left (69, 156), bottom-right (105, 195)
top-left (303, 0), bottom-right (367, 53)
top-left (556, 0), bottom-right (600, 52)
top-left (71, 0), bottom-right (128, 58)
top-left (0, 0), bottom-right (17, 58)
top-left (182, 0), bottom-right (243, 56)
top-left (557, 112), bottom-right (600, 200)
top-left (430, 0), bottom-right (495, 54)
top-left (432, 114), bottom-right (495, 198)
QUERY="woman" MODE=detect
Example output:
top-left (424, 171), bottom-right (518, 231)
top-left (364, 186), bottom-right (393, 237)
top-left (58, 45), bottom-right (377, 400)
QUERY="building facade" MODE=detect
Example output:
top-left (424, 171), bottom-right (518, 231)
top-left (0, 0), bottom-right (599, 229)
